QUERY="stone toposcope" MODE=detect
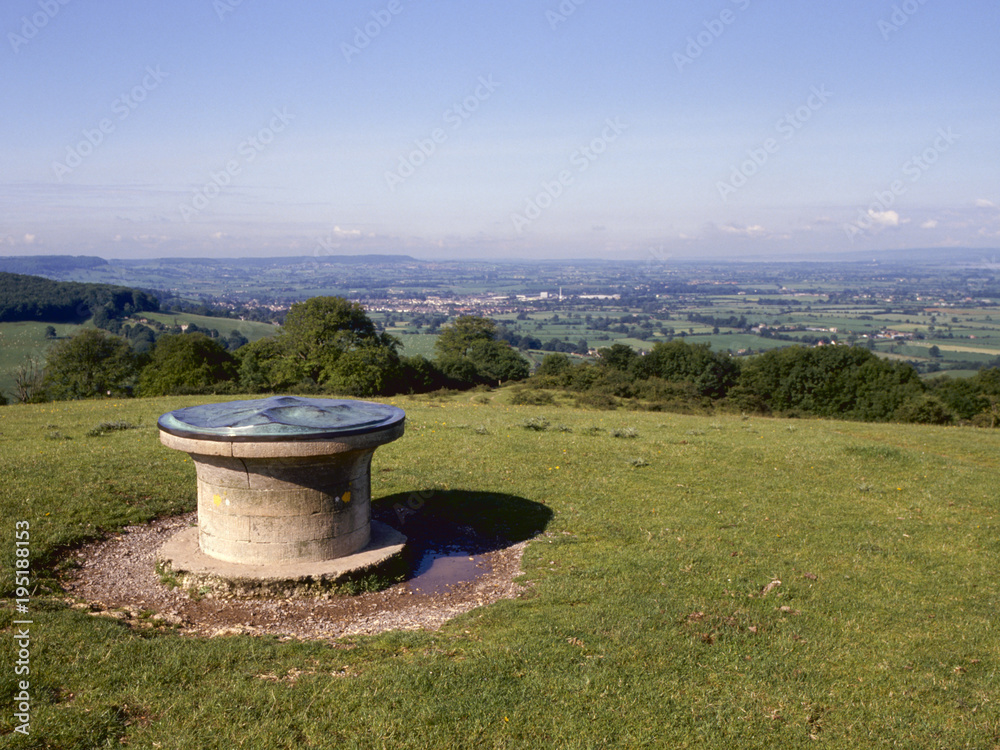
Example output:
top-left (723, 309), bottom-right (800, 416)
top-left (155, 396), bottom-right (406, 597)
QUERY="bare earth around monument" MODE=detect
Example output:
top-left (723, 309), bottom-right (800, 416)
top-left (63, 512), bottom-right (530, 640)
top-left (63, 396), bottom-right (533, 639)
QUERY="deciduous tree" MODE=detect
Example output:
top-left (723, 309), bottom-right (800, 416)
top-left (434, 316), bottom-right (498, 359)
top-left (138, 334), bottom-right (237, 396)
top-left (281, 297), bottom-right (398, 383)
top-left (42, 329), bottom-right (141, 400)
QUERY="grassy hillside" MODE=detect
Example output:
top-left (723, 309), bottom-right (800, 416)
top-left (140, 311), bottom-right (278, 342)
top-left (0, 314), bottom-right (278, 399)
top-left (1, 394), bottom-right (998, 747)
top-left (0, 321), bottom-right (94, 398)
top-left (392, 330), bottom-right (440, 359)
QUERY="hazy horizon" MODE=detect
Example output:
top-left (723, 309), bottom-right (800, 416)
top-left (3, 1), bottom-right (998, 261)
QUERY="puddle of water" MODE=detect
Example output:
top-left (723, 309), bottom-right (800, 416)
top-left (408, 549), bottom-right (492, 595)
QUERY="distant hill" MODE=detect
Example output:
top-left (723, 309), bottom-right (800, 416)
top-left (716, 247), bottom-right (1000, 265)
top-left (0, 272), bottom-right (159, 323)
top-left (0, 255), bottom-right (109, 276)
top-left (115, 254), bottom-right (422, 268)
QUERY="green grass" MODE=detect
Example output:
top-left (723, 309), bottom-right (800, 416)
top-left (697, 333), bottom-right (791, 353)
top-left (0, 321), bottom-right (93, 398)
top-left (140, 312), bottom-right (278, 342)
top-left (395, 331), bottom-right (440, 359)
top-left (2, 394), bottom-right (999, 747)
top-left (0, 314), bottom-right (279, 400)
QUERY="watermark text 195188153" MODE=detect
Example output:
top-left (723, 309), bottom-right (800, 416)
top-left (12, 520), bottom-right (32, 736)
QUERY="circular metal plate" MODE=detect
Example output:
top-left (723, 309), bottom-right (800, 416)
top-left (157, 396), bottom-right (405, 442)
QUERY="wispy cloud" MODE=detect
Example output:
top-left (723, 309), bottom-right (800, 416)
top-left (866, 210), bottom-right (906, 228)
top-left (718, 223), bottom-right (769, 238)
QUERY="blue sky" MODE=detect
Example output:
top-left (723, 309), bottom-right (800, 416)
top-left (2, 0), bottom-right (998, 260)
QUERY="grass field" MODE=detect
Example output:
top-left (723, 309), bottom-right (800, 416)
top-left (394, 331), bottom-right (440, 359)
top-left (2, 394), bottom-right (999, 747)
top-left (140, 312), bottom-right (279, 342)
top-left (0, 321), bottom-right (93, 399)
top-left (0, 315), bottom-right (279, 402)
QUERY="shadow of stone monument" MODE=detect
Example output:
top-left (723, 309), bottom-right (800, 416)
top-left (372, 490), bottom-right (553, 589)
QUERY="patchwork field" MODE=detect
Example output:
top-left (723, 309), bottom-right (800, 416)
top-left (1, 393), bottom-right (998, 747)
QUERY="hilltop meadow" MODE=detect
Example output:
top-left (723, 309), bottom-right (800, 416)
top-left (1, 390), bottom-right (998, 748)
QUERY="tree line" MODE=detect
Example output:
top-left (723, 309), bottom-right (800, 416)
top-left (5, 292), bottom-right (998, 427)
top-left (523, 340), bottom-right (1000, 426)
top-left (0, 272), bottom-right (158, 323)
top-left (4, 298), bottom-right (530, 404)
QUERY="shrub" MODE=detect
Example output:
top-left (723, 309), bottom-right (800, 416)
top-left (612, 427), bottom-right (639, 439)
top-left (138, 334), bottom-right (237, 397)
top-left (574, 392), bottom-right (619, 411)
top-left (321, 345), bottom-right (402, 397)
top-left (734, 345), bottom-right (923, 422)
top-left (43, 329), bottom-right (142, 400)
top-left (522, 417), bottom-right (550, 431)
top-left (894, 394), bottom-right (955, 425)
top-left (510, 389), bottom-right (556, 406)
top-left (536, 353), bottom-right (573, 380)
top-left (971, 410), bottom-right (1000, 428)
top-left (86, 420), bottom-right (141, 437)
top-left (236, 336), bottom-right (299, 392)
top-left (424, 388), bottom-right (461, 400)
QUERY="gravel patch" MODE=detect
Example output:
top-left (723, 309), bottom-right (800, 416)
top-left (63, 513), bottom-right (529, 641)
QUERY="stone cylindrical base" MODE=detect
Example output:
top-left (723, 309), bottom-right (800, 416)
top-left (159, 410), bottom-right (404, 569)
top-left (192, 451), bottom-right (375, 565)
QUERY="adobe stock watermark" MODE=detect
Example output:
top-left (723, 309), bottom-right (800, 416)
top-left (52, 66), bottom-right (168, 182)
top-left (393, 489), bottom-right (435, 525)
top-left (878, 0), bottom-right (931, 41)
top-left (314, 225), bottom-right (363, 257)
top-left (674, 0), bottom-right (752, 72)
top-left (12, 520), bottom-right (33, 736)
top-left (843, 127), bottom-right (958, 241)
top-left (642, 246), bottom-right (672, 273)
top-left (178, 108), bottom-right (293, 222)
top-left (341, 0), bottom-right (406, 64)
top-left (547, 0), bottom-right (586, 30)
top-left (213, 0), bottom-right (247, 22)
top-left (8, 0), bottom-right (72, 54)
top-left (510, 117), bottom-right (628, 233)
top-left (385, 75), bottom-right (500, 193)
top-left (717, 85), bottom-right (832, 202)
